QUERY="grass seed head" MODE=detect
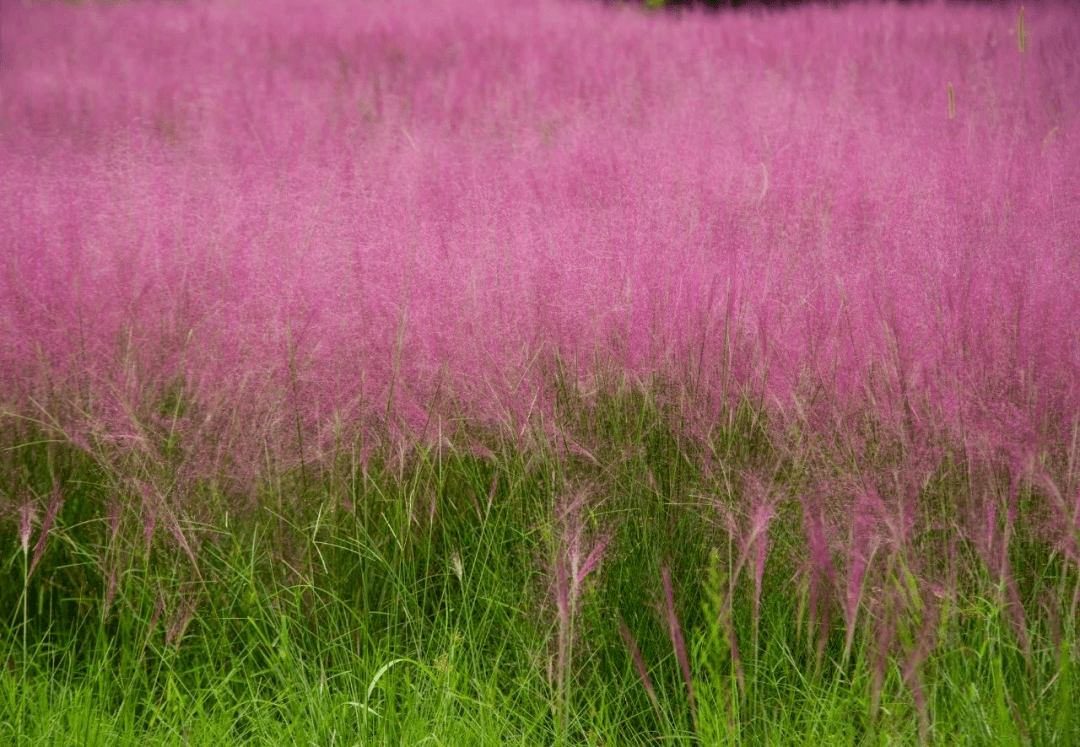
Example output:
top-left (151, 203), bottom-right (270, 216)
top-left (28, 486), bottom-right (63, 580)
top-left (18, 501), bottom-right (37, 556)
top-left (662, 566), bottom-right (696, 724)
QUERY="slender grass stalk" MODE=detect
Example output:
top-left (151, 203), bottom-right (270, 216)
top-left (662, 566), bottom-right (697, 730)
top-left (286, 320), bottom-right (309, 496)
top-left (18, 509), bottom-right (29, 741)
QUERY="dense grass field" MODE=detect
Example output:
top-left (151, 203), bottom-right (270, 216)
top-left (2, 0), bottom-right (1079, 743)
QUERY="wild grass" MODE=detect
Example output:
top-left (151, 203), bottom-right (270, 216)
top-left (2, 0), bottom-right (1079, 743)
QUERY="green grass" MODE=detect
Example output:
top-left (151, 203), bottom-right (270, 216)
top-left (2, 373), bottom-right (1078, 746)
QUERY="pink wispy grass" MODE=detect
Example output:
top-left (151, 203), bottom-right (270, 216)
top-left (1, 0), bottom-right (1075, 505)
top-left (546, 484), bottom-right (614, 724)
top-left (618, 614), bottom-right (662, 721)
top-left (800, 498), bottom-right (837, 662)
top-left (27, 485), bottom-right (63, 580)
top-left (662, 566), bottom-right (697, 726)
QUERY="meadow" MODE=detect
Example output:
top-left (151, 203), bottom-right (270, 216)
top-left (1, 0), bottom-right (1079, 743)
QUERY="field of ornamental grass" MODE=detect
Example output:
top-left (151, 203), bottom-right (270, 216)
top-left (1, 0), bottom-right (1079, 743)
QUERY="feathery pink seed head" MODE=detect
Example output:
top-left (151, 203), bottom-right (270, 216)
top-left (166, 597), bottom-right (197, 649)
top-left (28, 486), bottom-right (63, 580)
top-left (104, 567), bottom-right (119, 615)
top-left (575, 530), bottom-right (612, 586)
top-left (555, 554), bottom-right (570, 631)
top-left (618, 616), bottom-right (660, 714)
top-left (107, 500), bottom-right (121, 545)
top-left (18, 502), bottom-right (36, 556)
top-left (662, 566), bottom-right (696, 721)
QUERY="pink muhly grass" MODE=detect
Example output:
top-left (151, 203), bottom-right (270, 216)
top-left (552, 550), bottom-right (573, 736)
top-left (101, 500), bottom-right (124, 617)
top-left (740, 489), bottom-right (775, 658)
top-left (720, 481), bottom-right (772, 689)
top-left (843, 541), bottom-right (874, 665)
top-left (17, 501), bottom-right (37, 556)
top-left (618, 615), bottom-right (662, 721)
top-left (970, 483), bottom-right (1032, 659)
top-left (137, 479), bottom-right (200, 573)
top-left (800, 498), bottom-right (837, 664)
top-left (104, 564), bottom-right (120, 617)
top-left (28, 485), bottom-right (63, 580)
top-left (1039, 473), bottom-right (1080, 619)
top-left (576, 530), bottom-right (613, 587)
top-left (1040, 474), bottom-right (1080, 562)
top-left (845, 488), bottom-right (884, 663)
top-left (163, 508), bottom-right (199, 570)
top-left (555, 552), bottom-right (571, 666)
top-left (563, 436), bottom-right (599, 467)
top-left (1037, 470), bottom-right (1080, 546)
top-left (662, 566), bottom-right (697, 726)
top-left (749, 506), bottom-right (772, 616)
top-left (166, 596), bottom-right (198, 649)
top-left (550, 486), bottom-right (613, 733)
top-left (107, 499), bottom-right (122, 547)
top-left (0, 10), bottom-right (1077, 718)
top-left (717, 589), bottom-right (745, 698)
top-left (1000, 554), bottom-right (1032, 661)
top-left (140, 482), bottom-right (157, 556)
top-left (902, 598), bottom-right (940, 746)
top-left (486, 473), bottom-right (498, 514)
top-left (869, 595), bottom-right (898, 724)
top-left (146, 592), bottom-right (166, 645)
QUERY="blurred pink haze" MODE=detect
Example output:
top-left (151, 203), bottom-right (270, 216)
top-left (1, 0), bottom-right (1077, 487)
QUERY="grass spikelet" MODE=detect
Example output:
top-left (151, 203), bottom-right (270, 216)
top-left (618, 615), bottom-right (662, 722)
top-left (800, 497), bottom-right (837, 669)
top-left (662, 565), bottom-right (697, 728)
top-left (17, 502), bottom-right (36, 557)
top-left (27, 485), bottom-right (62, 581)
top-left (844, 490), bottom-right (881, 666)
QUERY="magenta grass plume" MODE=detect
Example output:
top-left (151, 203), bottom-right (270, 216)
top-left (662, 566), bottom-right (697, 725)
top-left (1, 0), bottom-right (1076, 501)
top-left (27, 486), bottom-right (63, 581)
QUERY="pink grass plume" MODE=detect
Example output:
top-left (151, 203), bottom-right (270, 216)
top-left (28, 485), bottom-right (63, 580)
top-left (662, 566), bottom-right (697, 726)
top-left (575, 530), bottom-right (612, 586)
top-left (618, 615), bottom-right (662, 721)
top-left (17, 501), bottom-right (36, 556)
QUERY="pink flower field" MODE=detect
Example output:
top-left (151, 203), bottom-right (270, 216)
top-left (3, 0), bottom-right (1078, 487)
top-left (3, 1), bottom-right (1080, 741)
